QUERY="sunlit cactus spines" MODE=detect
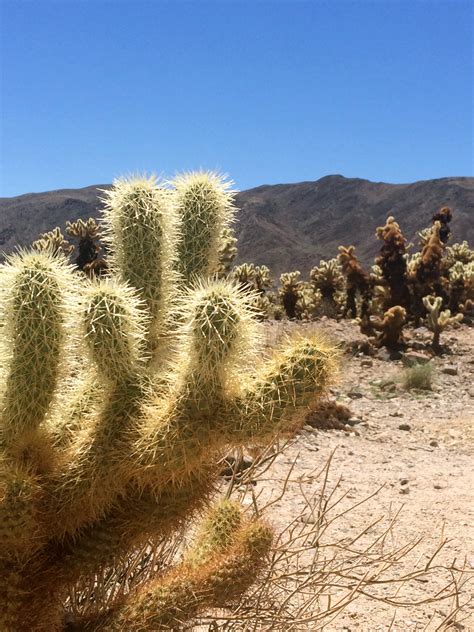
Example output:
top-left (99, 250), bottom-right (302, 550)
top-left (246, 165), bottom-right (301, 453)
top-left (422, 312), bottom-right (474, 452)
top-left (101, 175), bottom-right (179, 355)
top-left (0, 251), bottom-right (78, 449)
top-left (171, 171), bottom-right (236, 282)
top-left (0, 171), bottom-right (337, 631)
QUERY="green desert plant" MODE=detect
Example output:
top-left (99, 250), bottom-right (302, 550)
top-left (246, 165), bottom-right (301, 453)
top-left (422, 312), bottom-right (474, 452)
top-left (0, 172), bottom-right (337, 631)
top-left (402, 363), bottom-right (434, 391)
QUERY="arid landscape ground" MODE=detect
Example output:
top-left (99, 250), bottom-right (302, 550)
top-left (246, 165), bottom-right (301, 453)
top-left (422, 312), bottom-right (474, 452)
top-left (224, 319), bottom-right (474, 631)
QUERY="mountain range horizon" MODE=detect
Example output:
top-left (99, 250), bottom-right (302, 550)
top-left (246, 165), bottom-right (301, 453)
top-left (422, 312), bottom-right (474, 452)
top-left (1, 173), bottom-right (473, 274)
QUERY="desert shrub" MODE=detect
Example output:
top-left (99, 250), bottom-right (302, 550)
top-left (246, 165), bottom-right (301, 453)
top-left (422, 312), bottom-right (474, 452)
top-left (402, 363), bottom-right (434, 391)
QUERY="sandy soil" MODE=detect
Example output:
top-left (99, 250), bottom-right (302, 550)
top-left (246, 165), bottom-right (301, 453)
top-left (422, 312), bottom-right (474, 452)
top-left (241, 320), bottom-right (474, 631)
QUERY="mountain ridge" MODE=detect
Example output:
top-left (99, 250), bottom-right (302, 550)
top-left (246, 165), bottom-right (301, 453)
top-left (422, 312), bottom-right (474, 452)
top-left (1, 174), bottom-right (473, 274)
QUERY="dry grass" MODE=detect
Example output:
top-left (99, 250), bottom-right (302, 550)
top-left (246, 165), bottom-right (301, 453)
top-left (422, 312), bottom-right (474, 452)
top-left (67, 442), bottom-right (473, 630)
top-left (402, 363), bottom-right (434, 391)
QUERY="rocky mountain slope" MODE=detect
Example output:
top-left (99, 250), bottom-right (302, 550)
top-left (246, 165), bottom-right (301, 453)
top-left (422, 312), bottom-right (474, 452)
top-left (1, 175), bottom-right (473, 273)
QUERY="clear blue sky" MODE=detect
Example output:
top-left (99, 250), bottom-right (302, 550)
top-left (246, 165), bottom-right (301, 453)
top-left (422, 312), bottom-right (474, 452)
top-left (0, 0), bottom-right (472, 197)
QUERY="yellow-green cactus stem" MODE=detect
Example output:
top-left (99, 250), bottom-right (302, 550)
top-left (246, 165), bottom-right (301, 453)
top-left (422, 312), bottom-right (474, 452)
top-left (172, 171), bottom-right (236, 281)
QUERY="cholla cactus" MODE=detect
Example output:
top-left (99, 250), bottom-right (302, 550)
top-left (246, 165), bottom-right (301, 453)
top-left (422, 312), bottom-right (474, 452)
top-left (0, 172), bottom-right (336, 631)
top-left (447, 261), bottom-right (473, 313)
top-left (230, 264), bottom-right (273, 320)
top-left (231, 263), bottom-right (272, 294)
top-left (216, 227), bottom-right (238, 277)
top-left (337, 246), bottom-right (372, 320)
top-left (432, 206), bottom-right (453, 244)
top-left (279, 271), bottom-right (302, 319)
top-left (370, 305), bottom-right (406, 350)
top-left (32, 227), bottom-right (74, 257)
top-left (409, 222), bottom-right (447, 320)
top-left (444, 241), bottom-right (474, 270)
top-left (66, 217), bottom-right (107, 276)
top-left (375, 216), bottom-right (410, 310)
top-left (422, 294), bottom-right (463, 351)
top-left (297, 282), bottom-right (321, 321)
top-left (310, 258), bottom-right (344, 317)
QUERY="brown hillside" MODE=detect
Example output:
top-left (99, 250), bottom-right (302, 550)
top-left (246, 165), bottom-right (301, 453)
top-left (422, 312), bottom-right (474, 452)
top-left (1, 175), bottom-right (472, 273)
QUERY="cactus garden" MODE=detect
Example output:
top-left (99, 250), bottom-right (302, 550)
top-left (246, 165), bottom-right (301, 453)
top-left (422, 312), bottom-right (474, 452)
top-left (1, 173), bottom-right (473, 630)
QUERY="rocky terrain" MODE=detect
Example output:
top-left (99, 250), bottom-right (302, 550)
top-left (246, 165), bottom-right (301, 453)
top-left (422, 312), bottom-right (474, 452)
top-left (1, 175), bottom-right (473, 272)
top-left (248, 319), bottom-right (474, 630)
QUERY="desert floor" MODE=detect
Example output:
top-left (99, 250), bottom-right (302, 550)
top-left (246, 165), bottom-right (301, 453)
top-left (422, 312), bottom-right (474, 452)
top-left (237, 319), bottom-right (473, 631)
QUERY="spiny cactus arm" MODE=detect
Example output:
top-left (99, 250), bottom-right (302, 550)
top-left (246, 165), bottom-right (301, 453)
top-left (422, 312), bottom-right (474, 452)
top-left (101, 176), bottom-right (179, 356)
top-left (45, 470), bottom-right (217, 588)
top-left (78, 502), bottom-right (273, 632)
top-left (0, 251), bottom-right (78, 452)
top-left (171, 171), bottom-right (236, 282)
top-left (45, 280), bottom-right (151, 537)
top-left (231, 335), bottom-right (336, 443)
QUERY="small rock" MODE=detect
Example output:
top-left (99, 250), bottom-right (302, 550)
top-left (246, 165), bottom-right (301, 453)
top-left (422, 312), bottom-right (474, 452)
top-left (400, 478), bottom-right (409, 486)
top-left (361, 359), bottom-right (373, 367)
top-left (429, 439), bottom-right (439, 447)
top-left (399, 486), bottom-right (410, 494)
top-left (390, 411), bottom-right (404, 417)
top-left (442, 365), bottom-right (458, 376)
top-left (469, 388), bottom-right (474, 398)
top-left (347, 389), bottom-right (364, 399)
top-left (346, 417), bottom-right (361, 426)
top-left (401, 352), bottom-right (431, 367)
top-left (398, 423), bottom-right (411, 431)
top-left (303, 425), bottom-right (315, 433)
top-left (433, 482), bottom-right (446, 490)
top-left (375, 348), bottom-right (392, 362)
top-left (413, 326), bottom-right (429, 337)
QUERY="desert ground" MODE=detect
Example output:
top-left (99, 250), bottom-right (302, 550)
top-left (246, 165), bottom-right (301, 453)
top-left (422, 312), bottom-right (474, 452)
top-left (223, 319), bottom-right (473, 631)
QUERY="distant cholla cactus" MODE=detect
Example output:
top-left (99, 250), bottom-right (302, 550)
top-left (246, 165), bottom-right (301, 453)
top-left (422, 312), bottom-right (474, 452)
top-left (310, 258), bottom-right (344, 316)
top-left (231, 263), bottom-right (272, 294)
top-left (423, 294), bottom-right (463, 351)
top-left (296, 282), bottom-right (321, 321)
top-left (448, 261), bottom-right (474, 313)
top-left (337, 246), bottom-right (372, 321)
top-left (417, 226), bottom-right (432, 248)
top-left (375, 216), bottom-right (410, 310)
top-left (408, 221), bottom-right (447, 321)
top-left (216, 227), bottom-right (238, 277)
top-left (432, 206), bottom-right (453, 244)
top-left (0, 171), bottom-right (337, 631)
top-left (32, 227), bottom-right (74, 257)
top-left (444, 241), bottom-right (474, 270)
top-left (279, 271), bottom-right (302, 319)
top-left (66, 217), bottom-right (107, 276)
top-left (230, 263), bottom-right (273, 319)
top-left (370, 305), bottom-right (407, 350)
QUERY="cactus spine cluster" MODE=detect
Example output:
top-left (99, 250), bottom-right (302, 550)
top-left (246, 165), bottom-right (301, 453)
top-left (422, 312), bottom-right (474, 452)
top-left (0, 172), bottom-right (336, 631)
